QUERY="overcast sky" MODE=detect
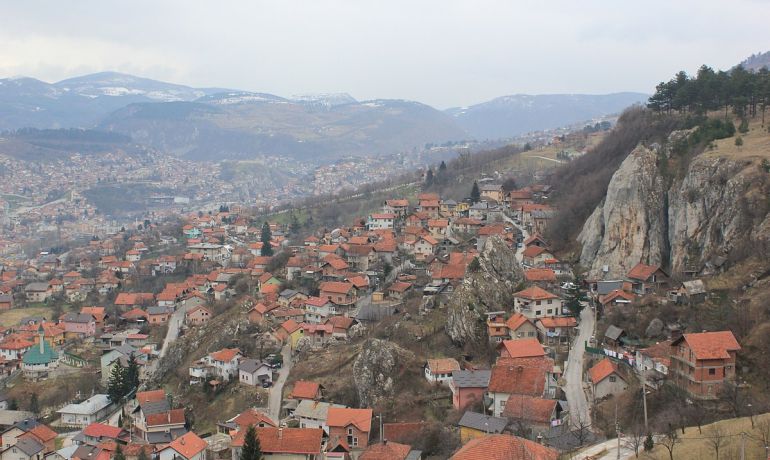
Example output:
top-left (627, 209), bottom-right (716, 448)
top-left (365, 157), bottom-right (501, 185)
top-left (1, 1), bottom-right (769, 108)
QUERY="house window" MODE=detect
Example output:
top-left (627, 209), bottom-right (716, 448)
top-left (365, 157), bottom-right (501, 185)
top-left (547, 299), bottom-right (552, 304)
top-left (535, 311), bottom-right (541, 316)
top-left (500, 399), bottom-right (506, 408)
top-left (609, 376), bottom-right (616, 382)
top-left (709, 368), bottom-right (716, 375)
top-left (536, 300), bottom-right (541, 306)
top-left (547, 309), bottom-right (553, 315)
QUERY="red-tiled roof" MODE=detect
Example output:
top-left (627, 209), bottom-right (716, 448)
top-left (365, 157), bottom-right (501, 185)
top-left (450, 434), bottom-right (558, 460)
top-left (599, 289), bottom-right (635, 305)
top-left (522, 246), bottom-right (547, 258)
top-left (327, 408), bottom-right (373, 433)
top-left (488, 362), bottom-right (547, 396)
top-left (524, 268), bottom-right (556, 282)
top-left (232, 408), bottom-right (276, 429)
top-left (145, 409), bottom-right (185, 427)
top-left (499, 338), bottom-right (545, 359)
top-left (82, 423), bottom-right (124, 440)
top-left (677, 331), bottom-right (741, 360)
top-left (163, 431), bottom-right (207, 459)
top-left (505, 313), bottom-right (533, 332)
top-left (232, 428), bottom-right (322, 455)
top-left (426, 358), bottom-right (460, 374)
top-left (627, 263), bottom-right (661, 281)
top-left (501, 395), bottom-right (558, 424)
top-left (360, 441), bottom-right (412, 460)
top-left (280, 319), bottom-right (301, 334)
top-left (209, 348), bottom-right (241, 362)
top-left (290, 380), bottom-right (321, 400)
top-left (538, 317), bottom-right (577, 328)
top-left (589, 358), bottom-right (623, 385)
top-left (513, 286), bottom-right (558, 301)
top-left (136, 389), bottom-right (166, 404)
top-left (319, 281), bottom-right (354, 295)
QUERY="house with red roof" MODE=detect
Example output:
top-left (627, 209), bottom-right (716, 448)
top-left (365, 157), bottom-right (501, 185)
top-left (289, 380), bottom-right (323, 401)
top-left (424, 358), bottom-right (461, 385)
top-left (521, 246), bottom-right (554, 267)
top-left (76, 423), bottom-right (130, 446)
top-left (413, 235), bottom-right (439, 261)
top-left (366, 213), bottom-right (396, 231)
top-left (185, 305), bottom-right (212, 326)
top-left (327, 408), bottom-right (373, 449)
top-left (232, 427), bottom-right (323, 460)
top-left (536, 316), bottom-right (577, 345)
top-left (190, 348), bottom-right (243, 382)
top-left (505, 313), bottom-right (538, 340)
top-left (498, 338), bottom-right (545, 360)
top-left (588, 358), bottom-right (628, 400)
top-left (319, 282), bottom-right (356, 306)
top-left (487, 359), bottom-right (550, 417)
top-left (513, 286), bottom-right (562, 319)
top-left (158, 431), bottom-right (207, 460)
top-left (304, 297), bottom-right (337, 324)
top-left (450, 434), bottom-right (558, 460)
top-left (626, 263), bottom-right (669, 295)
top-left (359, 441), bottom-right (415, 460)
top-left (598, 289), bottom-right (635, 308)
top-left (670, 331), bottom-right (741, 399)
top-left (500, 395), bottom-right (561, 435)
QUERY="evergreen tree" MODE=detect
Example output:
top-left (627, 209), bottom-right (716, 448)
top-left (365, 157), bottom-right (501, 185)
top-left (424, 168), bottom-right (434, 189)
top-left (289, 212), bottom-right (301, 235)
top-left (29, 393), bottom-right (39, 415)
top-left (470, 181), bottom-right (481, 203)
top-left (107, 362), bottom-right (126, 403)
top-left (438, 160), bottom-right (447, 172)
top-left (644, 433), bottom-right (655, 452)
top-left (239, 425), bottom-right (263, 460)
top-left (114, 444), bottom-right (126, 460)
top-left (260, 222), bottom-right (274, 257)
top-left (124, 353), bottom-right (140, 395)
top-left (564, 274), bottom-right (588, 318)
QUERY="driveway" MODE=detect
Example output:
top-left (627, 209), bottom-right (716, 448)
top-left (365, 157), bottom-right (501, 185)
top-left (159, 304), bottom-right (190, 358)
top-left (267, 344), bottom-right (292, 422)
top-left (563, 301), bottom-right (594, 428)
top-left (502, 213), bottom-right (528, 264)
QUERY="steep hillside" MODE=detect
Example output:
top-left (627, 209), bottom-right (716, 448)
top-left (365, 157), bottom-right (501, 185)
top-left (739, 50), bottom-right (770, 71)
top-left (446, 92), bottom-right (647, 140)
top-left (579, 118), bottom-right (770, 278)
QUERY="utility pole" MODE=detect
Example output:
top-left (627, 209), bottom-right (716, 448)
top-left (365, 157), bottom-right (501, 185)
top-left (642, 374), bottom-right (648, 432)
top-left (740, 432), bottom-right (746, 460)
top-left (615, 400), bottom-right (621, 460)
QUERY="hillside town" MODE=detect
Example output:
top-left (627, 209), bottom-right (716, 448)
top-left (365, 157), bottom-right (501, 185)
top-left (0, 168), bottom-right (750, 460)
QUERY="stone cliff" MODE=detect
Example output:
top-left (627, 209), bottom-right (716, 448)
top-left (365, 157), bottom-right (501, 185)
top-left (579, 132), bottom-right (770, 278)
top-left (446, 235), bottom-right (524, 347)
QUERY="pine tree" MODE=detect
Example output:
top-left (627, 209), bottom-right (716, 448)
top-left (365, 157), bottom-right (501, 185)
top-left (644, 433), bottom-right (655, 452)
top-left (289, 212), bottom-right (301, 235)
top-left (29, 393), bottom-right (39, 415)
top-left (124, 353), bottom-right (140, 396)
top-left (239, 425), bottom-right (263, 460)
top-left (564, 274), bottom-right (587, 318)
top-left (424, 168), bottom-right (434, 189)
top-left (107, 362), bottom-right (126, 403)
top-left (438, 161), bottom-right (447, 172)
top-left (470, 181), bottom-right (481, 203)
top-left (260, 222), bottom-right (274, 257)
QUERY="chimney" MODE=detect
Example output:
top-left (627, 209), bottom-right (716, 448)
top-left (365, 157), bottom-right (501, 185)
top-left (278, 428), bottom-right (283, 439)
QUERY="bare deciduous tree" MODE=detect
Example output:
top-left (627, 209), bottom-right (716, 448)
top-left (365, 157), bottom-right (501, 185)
top-left (622, 423), bottom-right (645, 458)
top-left (705, 426), bottom-right (730, 460)
top-left (659, 425), bottom-right (680, 460)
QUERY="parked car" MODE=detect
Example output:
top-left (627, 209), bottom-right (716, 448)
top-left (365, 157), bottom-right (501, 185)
top-left (262, 380), bottom-right (273, 388)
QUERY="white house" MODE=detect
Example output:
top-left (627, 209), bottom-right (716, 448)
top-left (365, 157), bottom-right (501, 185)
top-left (589, 358), bottom-right (628, 400)
top-left (304, 297), bottom-right (337, 324)
top-left (424, 358), bottom-right (461, 385)
top-left (294, 400), bottom-right (346, 434)
top-left (191, 348), bottom-right (242, 381)
top-left (513, 286), bottom-right (562, 319)
top-left (57, 394), bottom-right (113, 428)
top-left (366, 213), bottom-right (396, 231)
top-left (238, 359), bottom-right (273, 386)
top-left (157, 432), bottom-right (207, 460)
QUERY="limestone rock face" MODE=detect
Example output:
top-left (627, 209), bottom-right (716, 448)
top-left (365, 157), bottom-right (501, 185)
top-left (579, 130), bottom-right (770, 278)
top-left (579, 144), bottom-right (667, 278)
top-left (445, 236), bottom-right (524, 347)
top-left (352, 338), bottom-right (414, 407)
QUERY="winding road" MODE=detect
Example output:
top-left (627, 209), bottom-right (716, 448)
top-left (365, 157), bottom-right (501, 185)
top-left (267, 344), bottom-right (292, 422)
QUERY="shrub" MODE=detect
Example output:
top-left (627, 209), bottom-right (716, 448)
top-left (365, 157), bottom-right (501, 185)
top-left (735, 136), bottom-right (744, 147)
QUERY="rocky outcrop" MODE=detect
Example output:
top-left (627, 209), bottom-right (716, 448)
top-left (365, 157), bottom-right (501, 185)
top-left (579, 144), bottom-right (667, 277)
top-left (445, 236), bottom-right (524, 347)
top-left (579, 131), bottom-right (770, 278)
top-left (352, 338), bottom-right (415, 407)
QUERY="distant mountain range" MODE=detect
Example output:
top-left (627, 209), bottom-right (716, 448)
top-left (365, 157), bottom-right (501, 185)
top-left (0, 71), bottom-right (647, 161)
top-left (446, 93), bottom-right (648, 140)
top-left (739, 51), bottom-right (770, 72)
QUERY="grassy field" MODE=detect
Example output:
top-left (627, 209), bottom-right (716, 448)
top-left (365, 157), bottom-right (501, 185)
top-left (0, 306), bottom-right (55, 327)
top-left (704, 117), bottom-right (770, 160)
top-left (647, 412), bottom-right (770, 460)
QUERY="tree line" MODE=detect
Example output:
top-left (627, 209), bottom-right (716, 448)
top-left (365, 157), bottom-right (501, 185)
top-left (648, 64), bottom-right (770, 124)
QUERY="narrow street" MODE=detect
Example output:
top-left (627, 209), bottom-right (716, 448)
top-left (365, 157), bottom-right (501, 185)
top-left (267, 344), bottom-right (293, 422)
top-left (564, 302), bottom-right (594, 428)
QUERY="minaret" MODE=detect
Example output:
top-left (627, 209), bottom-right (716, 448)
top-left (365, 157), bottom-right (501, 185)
top-left (38, 324), bottom-right (45, 353)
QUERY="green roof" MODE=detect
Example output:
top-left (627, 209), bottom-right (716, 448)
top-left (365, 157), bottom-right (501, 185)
top-left (22, 341), bottom-right (58, 365)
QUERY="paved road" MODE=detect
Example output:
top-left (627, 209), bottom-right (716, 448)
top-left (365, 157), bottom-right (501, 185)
top-left (564, 302), bottom-right (594, 428)
top-left (520, 154), bottom-right (565, 164)
top-left (578, 437), bottom-right (635, 460)
top-left (159, 305), bottom-right (189, 358)
top-left (267, 344), bottom-right (292, 423)
top-left (502, 213), bottom-right (528, 264)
